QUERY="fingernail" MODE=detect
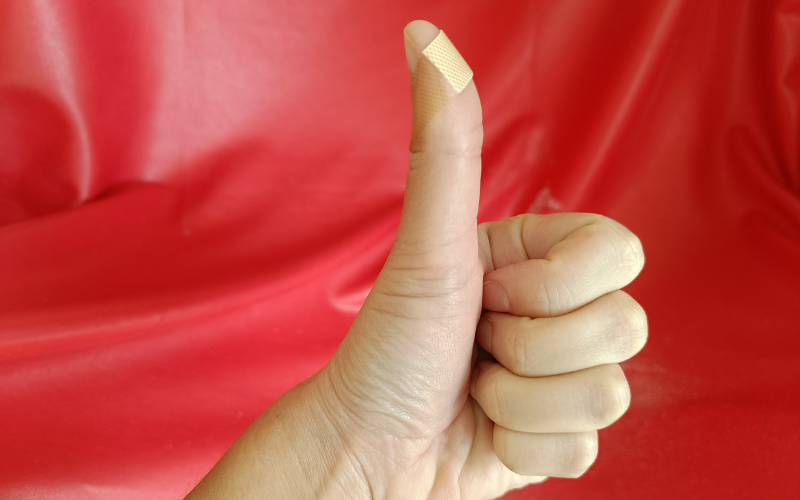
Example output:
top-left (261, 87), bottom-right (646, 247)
top-left (483, 281), bottom-right (510, 312)
top-left (475, 317), bottom-right (492, 351)
top-left (403, 28), bottom-right (418, 74)
top-left (469, 364), bottom-right (481, 398)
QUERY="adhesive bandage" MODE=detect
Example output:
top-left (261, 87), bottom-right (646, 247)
top-left (410, 30), bottom-right (474, 148)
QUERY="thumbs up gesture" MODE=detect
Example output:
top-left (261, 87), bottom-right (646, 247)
top-left (189, 20), bottom-right (647, 500)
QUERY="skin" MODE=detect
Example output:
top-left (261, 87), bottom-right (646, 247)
top-left (187, 20), bottom-right (647, 500)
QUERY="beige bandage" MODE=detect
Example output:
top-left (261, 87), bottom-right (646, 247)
top-left (410, 30), bottom-right (474, 148)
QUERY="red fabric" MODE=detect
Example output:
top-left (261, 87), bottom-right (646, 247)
top-left (1, 1), bottom-right (798, 498)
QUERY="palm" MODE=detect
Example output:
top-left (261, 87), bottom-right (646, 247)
top-left (328, 222), bottom-right (483, 444)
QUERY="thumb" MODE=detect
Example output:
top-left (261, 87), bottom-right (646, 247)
top-left (324, 21), bottom-right (484, 441)
top-left (389, 20), bottom-right (483, 275)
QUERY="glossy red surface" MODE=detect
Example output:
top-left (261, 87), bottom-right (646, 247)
top-left (1, 1), bottom-right (798, 498)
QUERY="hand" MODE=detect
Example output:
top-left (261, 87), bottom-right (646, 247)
top-left (188, 19), bottom-right (646, 500)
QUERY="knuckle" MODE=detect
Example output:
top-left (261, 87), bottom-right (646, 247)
top-left (492, 373), bottom-right (511, 423)
top-left (513, 319), bottom-right (538, 376)
top-left (599, 217), bottom-right (645, 275)
top-left (382, 253), bottom-right (474, 294)
top-left (567, 432), bottom-right (599, 477)
top-left (533, 280), bottom-right (553, 317)
top-left (493, 427), bottom-right (511, 466)
top-left (588, 364), bottom-right (631, 428)
top-left (493, 427), bottom-right (529, 476)
top-left (477, 364), bottom-right (509, 423)
top-left (537, 273), bottom-right (575, 317)
top-left (608, 291), bottom-right (649, 358)
top-left (622, 231), bottom-right (645, 271)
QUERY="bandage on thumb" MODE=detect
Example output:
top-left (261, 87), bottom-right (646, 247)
top-left (405, 26), bottom-right (474, 149)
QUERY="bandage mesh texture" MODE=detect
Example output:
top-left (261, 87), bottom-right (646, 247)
top-left (421, 31), bottom-right (473, 92)
top-left (410, 30), bottom-right (473, 148)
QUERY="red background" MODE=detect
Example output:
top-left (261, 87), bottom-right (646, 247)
top-left (1, 0), bottom-right (798, 498)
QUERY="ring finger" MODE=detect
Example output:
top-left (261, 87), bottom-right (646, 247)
top-left (470, 361), bottom-right (630, 433)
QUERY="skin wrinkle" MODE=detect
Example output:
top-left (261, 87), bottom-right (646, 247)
top-left (601, 220), bottom-right (644, 282)
top-left (543, 218), bottom-right (600, 262)
top-left (388, 237), bottom-right (471, 264)
top-left (493, 372), bottom-right (510, 430)
top-left (338, 350), bottom-right (434, 426)
top-left (325, 358), bottom-right (390, 435)
top-left (556, 274), bottom-right (577, 315)
top-left (538, 221), bottom-right (630, 315)
top-left (387, 239), bottom-right (471, 261)
top-left (516, 317), bottom-right (536, 376)
top-left (538, 272), bottom-right (561, 318)
top-left (485, 294), bottom-right (647, 377)
top-left (516, 215), bottom-right (533, 262)
top-left (377, 276), bottom-right (476, 301)
top-left (339, 313), bottom-right (473, 441)
top-left (284, 379), bottom-right (372, 498)
top-left (409, 127), bottom-right (483, 157)
top-left (576, 324), bottom-right (603, 362)
top-left (609, 220), bottom-right (646, 272)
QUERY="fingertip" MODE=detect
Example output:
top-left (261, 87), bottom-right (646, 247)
top-left (403, 20), bottom-right (441, 76)
top-left (404, 20), bottom-right (441, 47)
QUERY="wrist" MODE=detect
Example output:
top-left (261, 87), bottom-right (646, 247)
top-left (264, 373), bottom-right (374, 499)
top-left (315, 358), bottom-right (446, 500)
top-left (187, 371), bottom-right (373, 500)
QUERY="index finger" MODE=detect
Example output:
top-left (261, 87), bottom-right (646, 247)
top-left (478, 214), bottom-right (644, 317)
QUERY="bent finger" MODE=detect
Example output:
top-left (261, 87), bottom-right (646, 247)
top-left (478, 214), bottom-right (644, 317)
top-left (494, 427), bottom-right (599, 478)
top-left (470, 362), bottom-right (630, 433)
top-left (476, 290), bottom-right (648, 377)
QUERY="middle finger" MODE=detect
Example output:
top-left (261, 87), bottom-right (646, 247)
top-left (476, 290), bottom-right (648, 377)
